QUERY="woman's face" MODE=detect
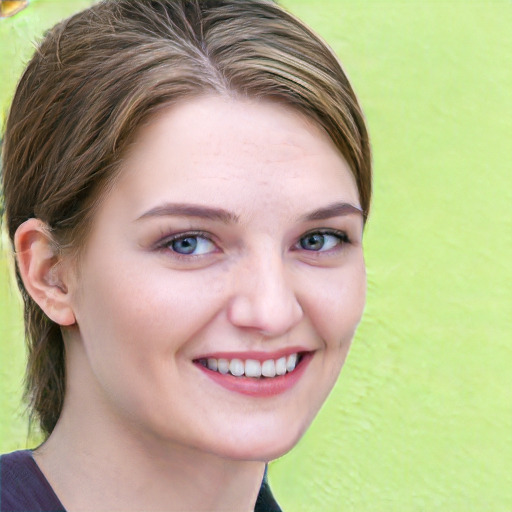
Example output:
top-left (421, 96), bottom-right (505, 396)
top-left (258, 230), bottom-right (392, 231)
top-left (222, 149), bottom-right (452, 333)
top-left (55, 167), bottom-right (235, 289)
top-left (67, 96), bottom-right (366, 461)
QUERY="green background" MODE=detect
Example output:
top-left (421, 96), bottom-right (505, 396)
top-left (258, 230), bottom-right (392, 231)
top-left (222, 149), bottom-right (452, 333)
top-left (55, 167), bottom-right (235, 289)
top-left (1, 1), bottom-right (511, 510)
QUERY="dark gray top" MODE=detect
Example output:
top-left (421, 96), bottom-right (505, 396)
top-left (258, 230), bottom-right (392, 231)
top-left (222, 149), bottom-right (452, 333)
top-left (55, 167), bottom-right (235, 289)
top-left (0, 450), bottom-right (282, 512)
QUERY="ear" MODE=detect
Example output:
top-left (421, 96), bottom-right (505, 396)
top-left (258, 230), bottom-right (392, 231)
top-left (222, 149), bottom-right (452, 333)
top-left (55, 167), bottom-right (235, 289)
top-left (14, 219), bottom-right (76, 326)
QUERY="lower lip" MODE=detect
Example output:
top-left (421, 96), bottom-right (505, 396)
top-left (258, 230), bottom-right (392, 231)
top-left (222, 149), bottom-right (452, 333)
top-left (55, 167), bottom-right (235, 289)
top-left (195, 352), bottom-right (313, 397)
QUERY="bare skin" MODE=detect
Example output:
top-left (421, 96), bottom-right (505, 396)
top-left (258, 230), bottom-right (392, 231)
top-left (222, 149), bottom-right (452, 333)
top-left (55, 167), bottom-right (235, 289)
top-left (16, 96), bottom-right (366, 511)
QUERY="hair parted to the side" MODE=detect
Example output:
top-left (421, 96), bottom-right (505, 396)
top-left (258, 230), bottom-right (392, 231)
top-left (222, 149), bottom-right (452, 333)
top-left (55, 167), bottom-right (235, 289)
top-left (1, 0), bottom-right (371, 437)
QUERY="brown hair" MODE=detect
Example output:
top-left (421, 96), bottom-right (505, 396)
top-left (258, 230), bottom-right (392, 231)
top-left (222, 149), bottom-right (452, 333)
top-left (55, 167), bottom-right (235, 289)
top-left (1, 0), bottom-right (371, 437)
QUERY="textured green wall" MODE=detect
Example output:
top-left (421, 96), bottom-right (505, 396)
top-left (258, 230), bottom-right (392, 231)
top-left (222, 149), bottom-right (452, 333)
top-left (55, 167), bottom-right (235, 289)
top-left (1, 1), bottom-right (511, 510)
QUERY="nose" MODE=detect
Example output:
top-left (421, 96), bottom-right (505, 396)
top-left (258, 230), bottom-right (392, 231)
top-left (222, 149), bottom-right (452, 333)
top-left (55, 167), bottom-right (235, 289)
top-left (227, 248), bottom-right (303, 337)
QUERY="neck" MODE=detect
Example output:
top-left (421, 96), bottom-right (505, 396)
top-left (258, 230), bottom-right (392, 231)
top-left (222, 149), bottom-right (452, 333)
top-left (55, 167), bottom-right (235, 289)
top-left (35, 399), bottom-right (265, 512)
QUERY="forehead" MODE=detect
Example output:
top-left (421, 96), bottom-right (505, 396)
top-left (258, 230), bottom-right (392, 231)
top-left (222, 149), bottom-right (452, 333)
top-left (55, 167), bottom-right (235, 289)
top-left (106, 95), bottom-right (360, 222)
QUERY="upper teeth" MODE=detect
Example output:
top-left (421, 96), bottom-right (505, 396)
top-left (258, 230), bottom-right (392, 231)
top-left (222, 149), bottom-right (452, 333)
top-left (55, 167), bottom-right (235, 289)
top-left (204, 353), bottom-right (299, 378)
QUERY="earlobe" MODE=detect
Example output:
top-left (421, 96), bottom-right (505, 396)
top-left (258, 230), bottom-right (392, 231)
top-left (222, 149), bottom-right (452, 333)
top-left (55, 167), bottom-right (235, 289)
top-left (14, 219), bottom-right (76, 326)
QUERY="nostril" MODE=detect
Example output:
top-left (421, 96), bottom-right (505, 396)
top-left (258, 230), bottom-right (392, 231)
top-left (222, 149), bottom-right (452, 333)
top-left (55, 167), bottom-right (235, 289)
top-left (227, 294), bottom-right (303, 336)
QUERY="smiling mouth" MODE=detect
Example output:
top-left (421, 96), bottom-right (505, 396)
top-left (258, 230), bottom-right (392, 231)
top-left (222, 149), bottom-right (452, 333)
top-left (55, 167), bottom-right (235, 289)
top-left (194, 352), bottom-right (305, 379)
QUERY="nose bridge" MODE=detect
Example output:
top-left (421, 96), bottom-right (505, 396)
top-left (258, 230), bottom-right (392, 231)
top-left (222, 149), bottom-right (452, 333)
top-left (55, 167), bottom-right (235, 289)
top-left (227, 241), bottom-right (303, 335)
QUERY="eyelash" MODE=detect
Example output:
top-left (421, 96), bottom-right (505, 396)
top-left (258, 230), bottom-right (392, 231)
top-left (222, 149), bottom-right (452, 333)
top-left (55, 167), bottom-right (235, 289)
top-left (295, 229), bottom-right (350, 253)
top-left (154, 228), bottom-right (350, 258)
top-left (154, 230), bottom-right (217, 257)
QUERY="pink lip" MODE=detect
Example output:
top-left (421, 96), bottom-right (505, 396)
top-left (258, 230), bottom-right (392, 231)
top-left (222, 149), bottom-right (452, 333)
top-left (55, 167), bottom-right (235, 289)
top-left (194, 351), bottom-right (314, 398)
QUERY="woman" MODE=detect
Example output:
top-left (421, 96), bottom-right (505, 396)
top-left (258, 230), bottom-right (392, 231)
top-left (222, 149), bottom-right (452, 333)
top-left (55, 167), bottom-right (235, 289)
top-left (0, 0), bottom-right (371, 510)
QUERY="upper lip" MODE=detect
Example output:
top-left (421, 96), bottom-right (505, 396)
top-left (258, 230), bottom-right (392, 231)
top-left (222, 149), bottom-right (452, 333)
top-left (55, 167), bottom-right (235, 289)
top-left (194, 346), bottom-right (313, 362)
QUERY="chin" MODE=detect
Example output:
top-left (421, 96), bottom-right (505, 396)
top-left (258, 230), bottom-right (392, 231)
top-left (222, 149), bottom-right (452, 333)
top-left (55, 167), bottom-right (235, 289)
top-left (202, 418), bottom-right (311, 462)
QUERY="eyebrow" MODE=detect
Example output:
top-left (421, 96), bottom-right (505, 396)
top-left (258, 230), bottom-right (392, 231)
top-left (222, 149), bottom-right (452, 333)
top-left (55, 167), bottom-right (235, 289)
top-left (300, 202), bottom-right (364, 221)
top-left (135, 201), bottom-right (363, 224)
top-left (135, 203), bottom-right (239, 224)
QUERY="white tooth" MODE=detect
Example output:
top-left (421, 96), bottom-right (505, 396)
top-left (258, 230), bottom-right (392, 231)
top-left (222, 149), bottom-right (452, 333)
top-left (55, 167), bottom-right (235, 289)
top-left (207, 358), bottom-right (218, 371)
top-left (229, 359), bottom-right (244, 377)
top-left (245, 359), bottom-right (262, 378)
top-left (261, 359), bottom-right (276, 378)
top-left (217, 359), bottom-right (229, 374)
top-left (275, 357), bottom-right (287, 376)
top-left (286, 353), bottom-right (298, 372)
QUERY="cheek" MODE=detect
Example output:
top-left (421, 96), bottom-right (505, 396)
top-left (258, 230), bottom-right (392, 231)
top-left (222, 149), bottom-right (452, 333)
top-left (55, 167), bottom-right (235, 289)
top-left (300, 257), bottom-right (366, 346)
top-left (73, 255), bottom-right (227, 361)
top-left (306, 258), bottom-right (366, 399)
top-left (69, 257), bottom-right (230, 419)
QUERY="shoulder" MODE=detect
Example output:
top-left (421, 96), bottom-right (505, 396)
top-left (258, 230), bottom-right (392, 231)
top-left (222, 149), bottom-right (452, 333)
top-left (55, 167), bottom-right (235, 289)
top-left (0, 450), bottom-right (65, 512)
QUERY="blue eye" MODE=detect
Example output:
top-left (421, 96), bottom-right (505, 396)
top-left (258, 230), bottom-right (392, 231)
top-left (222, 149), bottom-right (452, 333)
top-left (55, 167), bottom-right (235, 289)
top-left (299, 231), bottom-right (348, 252)
top-left (168, 235), bottom-right (216, 255)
